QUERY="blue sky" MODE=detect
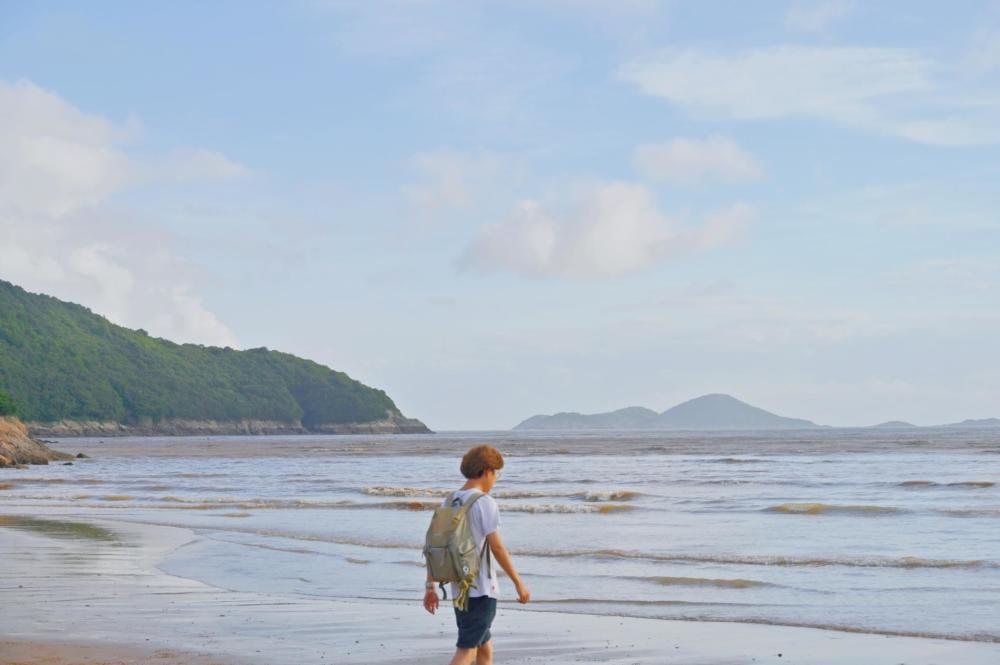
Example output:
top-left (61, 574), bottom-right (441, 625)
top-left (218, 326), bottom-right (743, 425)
top-left (1, 1), bottom-right (998, 428)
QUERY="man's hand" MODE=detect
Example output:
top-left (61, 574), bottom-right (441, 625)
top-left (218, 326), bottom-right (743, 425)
top-left (515, 580), bottom-right (531, 604)
top-left (423, 587), bottom-right (440, 614)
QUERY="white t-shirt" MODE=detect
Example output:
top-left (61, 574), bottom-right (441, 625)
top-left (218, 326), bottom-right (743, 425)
top-left (444, 488), bottom-right (500, 599)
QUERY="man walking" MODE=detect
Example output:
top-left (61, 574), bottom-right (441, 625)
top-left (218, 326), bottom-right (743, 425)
top-left (423, 444), bottom-right (530, 665)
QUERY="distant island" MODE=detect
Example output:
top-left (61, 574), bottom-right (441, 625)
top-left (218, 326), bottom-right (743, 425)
top-left (0, 280), bottom-right (429, 437)
top-left (514, 394), bottom-right (1000, 431)
top-left (514, 394), bottom-right (822, 431)
top-left (941, 417), bottom-right (1000, 429)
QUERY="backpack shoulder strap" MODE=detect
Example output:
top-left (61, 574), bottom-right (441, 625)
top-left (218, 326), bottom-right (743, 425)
top-left (480, 535), bottom-right (493, 579)
top-left (457, 491), bottom-right (488, 518)
top-left (462, 491), bottom-right (486, 510)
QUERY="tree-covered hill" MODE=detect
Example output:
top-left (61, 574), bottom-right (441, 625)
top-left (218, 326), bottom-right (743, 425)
top-left (0, 280), bottom-right (427, 432)
top-left (0, 388), bottom-right (15, 416)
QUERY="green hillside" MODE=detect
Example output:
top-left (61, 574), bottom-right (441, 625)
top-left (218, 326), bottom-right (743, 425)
top-left (0, 388), bottom-right (15, 416)
top-left (0, 280), bottom-right (416, 428)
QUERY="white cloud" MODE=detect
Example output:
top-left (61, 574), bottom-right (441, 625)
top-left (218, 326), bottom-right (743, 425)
top-left (0, 79), bottom-right (240, 347)
top-left (159, 148), bottom-right (251, 182)
top-left (621, 46), bottom-right (1000, 145)
top-left (784, 0), bottom-right (855, 32)
top-left (965, 25), bottom-right (1000, 75)
top-left (402, 149), bottom-right (504, 215)
top-left (146, 284), bottom-right (241, 347)
top-left (634, 136), bottom-right (763, 184)
top-left (0, 208), bottom-right (240, 348)
top-left (0, 79), bottom-right (133, 218)
top-left (458, 182), bottom-right (753, 278)
top-left (622, 46), bottom-right (932, 122)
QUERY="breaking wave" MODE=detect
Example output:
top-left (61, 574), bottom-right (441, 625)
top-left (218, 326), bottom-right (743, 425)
top-left (899, 480), bottom-right (936, 487)
top-left (519, 548), bottom-right (997, 569)
top-left (577, 490), bottom-right (642, 502)
top-left (528, 598), bottom-right (756, 607)
top-left (363, 486), bottom-right (444, 497)
top-left (645, 575), bottom-right (776, 589)
top-left (361, 486), bottom-right (642, 502)
top-left (765, 503), bottom-right (902, 516)
top-left (364, 500), bottom-right (635, 514)
top-left (7, 477), bottom-right (106, 485)
top-left (504, 503), bottom-right (636, 514)
top-left (943, 509), bottom-right (1000, 518)
top-left (367, 500), bottom-right (636, 514)
top-left (900, 480), bottom-right (995, 489)
top-left (3, 493), bottom-right (636, 515)
top-left (39, 514), bottom-right (999, 574)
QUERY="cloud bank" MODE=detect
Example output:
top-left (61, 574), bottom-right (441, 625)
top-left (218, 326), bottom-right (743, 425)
top-left (621, 45), bottom-right (1000, 145)
top-left (634, 136), bottom-right (763, 184)
top-left (0, 80), bottom-right (134, 218)
top-left (784, 1), bottom-right (855, 32)
top-left (0, 79), bottom-right (244, 347)
top-left (458, 182), bottom-right (753, 278)
top-left (402, 149), bottom-right (506, 216)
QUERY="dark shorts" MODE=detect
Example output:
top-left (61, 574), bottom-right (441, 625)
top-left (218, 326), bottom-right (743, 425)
top-left (454, 595), bottom-right (497, 649)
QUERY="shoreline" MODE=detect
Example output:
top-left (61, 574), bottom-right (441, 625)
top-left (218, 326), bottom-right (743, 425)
top-left (2, 511), bottom-right (998, 664)
top-left (25, 415), bottom-right (432, 438)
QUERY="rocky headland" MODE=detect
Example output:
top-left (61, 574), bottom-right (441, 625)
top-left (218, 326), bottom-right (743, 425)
top-left (0, 416), bottom-right (75, 467)
top-left (1, 280), bottom-right (432, 438)
top-left (27, 411), bottom-right (430, 438)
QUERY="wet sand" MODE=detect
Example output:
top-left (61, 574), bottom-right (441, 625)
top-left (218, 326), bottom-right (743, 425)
top-left (0, 640), bottom-right (233, 665)
top-left (2, 511), bottom-right (999, 664)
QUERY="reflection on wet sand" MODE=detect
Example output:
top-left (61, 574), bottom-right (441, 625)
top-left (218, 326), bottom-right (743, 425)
top-left (0, 514), bottom-right (119, 542)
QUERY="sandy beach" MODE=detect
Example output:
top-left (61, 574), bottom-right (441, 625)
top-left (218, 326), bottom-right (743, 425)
top-left (2, 509), bottom-right (998, 665)
top-left (0, 640), bottom-right (235, 665)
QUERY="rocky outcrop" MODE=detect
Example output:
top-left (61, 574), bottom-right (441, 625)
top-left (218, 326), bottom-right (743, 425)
top-left (27, 419), bottom-right (306, 438)
top-left (27, 411), bottom-right (432, 438)
top-left (307, 412), bottom-right (431, 434)
top-left (0, 417), bottom-right (74, 467)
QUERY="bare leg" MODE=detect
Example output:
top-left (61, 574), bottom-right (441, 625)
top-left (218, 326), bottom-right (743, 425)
top-left (448, 647), bottom-right (477, 665)
top-left (476, 640), bottom-right (493, 665)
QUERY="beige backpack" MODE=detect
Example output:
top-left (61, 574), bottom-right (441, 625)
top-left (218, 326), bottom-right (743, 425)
top-left (423, 491), bottom-right (493, 610)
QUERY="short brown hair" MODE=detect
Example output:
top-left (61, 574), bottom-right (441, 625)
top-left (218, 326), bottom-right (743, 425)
top-left (460, 444), bottom-right (504, 479)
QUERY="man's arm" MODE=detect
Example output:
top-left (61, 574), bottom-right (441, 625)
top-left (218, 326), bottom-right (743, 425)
top-left (423, 568), bottom-right (439, 614)
top-left (486, 531), bottom-right (530, 604)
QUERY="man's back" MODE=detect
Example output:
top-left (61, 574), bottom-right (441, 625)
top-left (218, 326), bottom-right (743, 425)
top-left (444, 488), bottom-right (500, 599)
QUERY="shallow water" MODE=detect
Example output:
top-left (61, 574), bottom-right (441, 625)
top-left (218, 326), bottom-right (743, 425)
top-left (2, 428), bottom-right (998, 643)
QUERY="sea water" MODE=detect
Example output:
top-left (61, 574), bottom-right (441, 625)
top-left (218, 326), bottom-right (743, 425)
top-left (1, 429), bottom-right (998, 643)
